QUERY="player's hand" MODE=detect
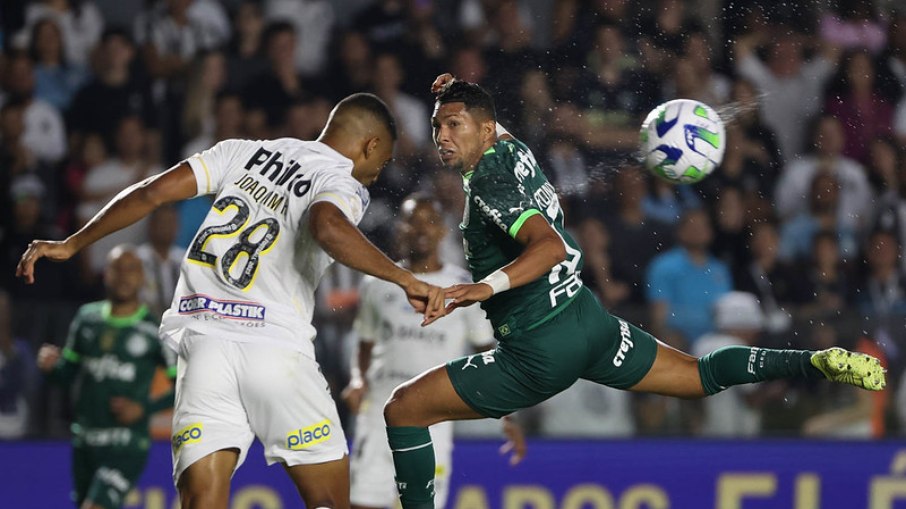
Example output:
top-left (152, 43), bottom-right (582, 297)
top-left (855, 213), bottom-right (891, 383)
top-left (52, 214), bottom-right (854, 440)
top-left (443, 283), bottom-right (494, 313)
top-left (110, 397), bottom-right (144, 425)
top-left (500, 415), bottom-right (526, 466)
top-left (341, 380), bottom-right (368, 414)
top-left (400, 275), bottom-right (447, 326)
top-left (36, 344), bottom-right (61, 372)
top-left (17, 239), bottom-right (76, 284)
top-left (431, 73), bottom-right (456, 94)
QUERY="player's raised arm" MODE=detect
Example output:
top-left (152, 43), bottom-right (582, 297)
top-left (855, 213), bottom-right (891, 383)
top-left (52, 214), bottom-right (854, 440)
top-left (17, 163), bottom-right (198, 284)
top-left (308, 201), bottom-right (446, 325)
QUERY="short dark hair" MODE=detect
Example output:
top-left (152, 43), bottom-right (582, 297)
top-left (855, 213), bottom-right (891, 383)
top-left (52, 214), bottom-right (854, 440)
top-left (337, 92), bottom-right (398, 140)
top-left (435, 80), bottom-right (496, 122)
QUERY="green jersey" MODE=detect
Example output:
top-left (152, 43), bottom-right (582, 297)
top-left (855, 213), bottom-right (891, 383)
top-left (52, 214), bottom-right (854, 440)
top-left (461, 138), bottom-right (584, 338)
top-left (49, 302), bottom-right (176, 450)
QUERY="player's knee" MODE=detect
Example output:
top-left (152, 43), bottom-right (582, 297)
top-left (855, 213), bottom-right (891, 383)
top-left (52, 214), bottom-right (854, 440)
top-left (383, 383), bottom-right (413, 426)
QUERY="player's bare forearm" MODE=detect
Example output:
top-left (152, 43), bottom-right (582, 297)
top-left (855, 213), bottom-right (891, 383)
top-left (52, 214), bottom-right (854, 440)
top-left (501, 214), bottom-right (566, 288)
top-left (309, 202), bottom-right (413, 287)
top-left (69, 163), bottom-right (198, 253)
top-left (17, 163), bottom-right (197, 283)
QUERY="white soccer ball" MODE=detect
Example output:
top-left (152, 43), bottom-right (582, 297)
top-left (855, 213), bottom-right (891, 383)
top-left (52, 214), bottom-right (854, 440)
top-left (639, 98), bottom-right (725, 184)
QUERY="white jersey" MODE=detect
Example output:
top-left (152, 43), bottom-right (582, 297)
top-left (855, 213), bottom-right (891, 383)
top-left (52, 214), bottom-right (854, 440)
top-left (160, 138), bottom-right (369, 360)
top-left (354, 264), bottom-right (494, 401)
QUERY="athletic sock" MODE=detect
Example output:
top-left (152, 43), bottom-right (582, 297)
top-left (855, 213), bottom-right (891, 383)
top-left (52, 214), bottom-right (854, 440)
top-left (698, 346), bottom-right (824, 395)
top-left (387, 426), bottom-right (436, 509)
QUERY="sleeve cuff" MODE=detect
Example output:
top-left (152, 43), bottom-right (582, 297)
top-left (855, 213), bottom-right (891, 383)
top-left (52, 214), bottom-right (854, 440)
top-left (312, 192), bottom-right (357, 221)
top-left (186, 155), bottom-right (213, 196)
top-left (508, 209), bottom-right (541, 238)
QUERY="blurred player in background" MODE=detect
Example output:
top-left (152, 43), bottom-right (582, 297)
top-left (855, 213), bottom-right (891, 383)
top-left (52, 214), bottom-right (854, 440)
top-left (342, 193), bottom-right (524, 509)
top-left (381, 74), bottom-right (888, 509)
top-left (19, 93), bottom-right (446, 509)
top-left (37, 245), bottom-right (175, 509)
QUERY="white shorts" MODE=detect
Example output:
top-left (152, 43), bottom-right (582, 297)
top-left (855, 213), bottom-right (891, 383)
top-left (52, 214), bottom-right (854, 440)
top-left (171, 334), bottom-right (348, 484)
top-left (349, 400), bottom-right (452, 508)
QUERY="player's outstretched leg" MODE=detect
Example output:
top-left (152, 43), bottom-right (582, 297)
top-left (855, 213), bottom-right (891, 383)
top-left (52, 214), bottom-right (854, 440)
top-left (629, 341), bottom-right (886, 398)
top-left (177, 449), bottom-right (239, 509)
top-left (383, 365), bottom-right (483, 509)
top-left (810, 347), bottom-right (886, 391)
top-left (284, 456), bottom-right (351, 509)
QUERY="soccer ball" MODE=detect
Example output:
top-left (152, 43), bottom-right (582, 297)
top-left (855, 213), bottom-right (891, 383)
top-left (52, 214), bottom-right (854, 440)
top-left (639, 99), bottom-right (725, 184)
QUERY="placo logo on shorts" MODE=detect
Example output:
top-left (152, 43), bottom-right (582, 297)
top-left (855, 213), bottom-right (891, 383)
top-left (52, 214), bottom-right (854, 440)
top-left (172, 423), bottom-right (203, 451)
top-left (286, 420), bottom-right (332, 450)
top-left (178, 294), bottom-right (266, 320)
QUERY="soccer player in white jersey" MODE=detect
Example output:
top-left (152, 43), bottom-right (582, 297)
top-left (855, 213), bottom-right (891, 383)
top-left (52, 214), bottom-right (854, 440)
top-left (342, 194), bottom-right (524, 509)
top-left (17, 93), bottom-right (447, 509)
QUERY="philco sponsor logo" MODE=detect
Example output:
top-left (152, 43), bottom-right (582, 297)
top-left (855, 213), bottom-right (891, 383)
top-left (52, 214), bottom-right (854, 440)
top-left (178, 294), bottom-right (266, 320)
top-left (612, 319), bottom-right (635, 367)
top-left (172, 423), bottom-right (203, 451)
top-left (287, 420), bottom-right (332, 450)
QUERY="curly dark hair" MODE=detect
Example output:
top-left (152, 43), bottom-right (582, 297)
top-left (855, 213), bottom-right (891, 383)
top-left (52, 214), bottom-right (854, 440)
top-left (435, 80), bottom-right (496, 122)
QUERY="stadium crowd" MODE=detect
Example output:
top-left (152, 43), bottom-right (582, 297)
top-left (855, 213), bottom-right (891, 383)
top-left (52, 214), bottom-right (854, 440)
top-left (1, 0), bottom-right (905, 441)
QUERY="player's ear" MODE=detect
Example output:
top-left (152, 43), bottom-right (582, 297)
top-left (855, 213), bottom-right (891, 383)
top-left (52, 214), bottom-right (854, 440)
top-left (482, 119), bottom-right (496, 142)
top-left (363, 136), bottom-right (380, 159)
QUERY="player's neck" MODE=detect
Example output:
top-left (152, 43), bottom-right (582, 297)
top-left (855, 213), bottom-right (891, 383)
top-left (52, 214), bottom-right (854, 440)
top-left (406, 255), bottom-right (443, 274)
top-left (109, 300), bottom-right (142, 317)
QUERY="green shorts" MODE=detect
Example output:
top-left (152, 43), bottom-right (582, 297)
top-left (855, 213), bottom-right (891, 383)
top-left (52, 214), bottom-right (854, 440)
top-left (72, 445), bottom-right (148, 509)
top-left (447, 287), bottom-right (658, 418)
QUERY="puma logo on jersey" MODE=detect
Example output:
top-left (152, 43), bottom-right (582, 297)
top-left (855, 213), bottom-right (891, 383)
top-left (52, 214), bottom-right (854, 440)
top-left (178, 294), bottom-right (266, 320)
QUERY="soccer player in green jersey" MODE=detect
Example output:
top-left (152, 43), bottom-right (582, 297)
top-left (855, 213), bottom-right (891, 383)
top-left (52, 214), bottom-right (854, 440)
top-left (382, 74), bottom-right (888, 509)
top-left (37, 245), bottom-right (176, 509)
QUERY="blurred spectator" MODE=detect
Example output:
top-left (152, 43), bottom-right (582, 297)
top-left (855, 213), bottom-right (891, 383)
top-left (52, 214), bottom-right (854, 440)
top-left (182, 91), bottom-right (244, 159)
top-left (710, 185), bottom-right (751, 271)
top-left (56, 132), bottom-right (107, 234)
top-left (864, 135), bottom-right (899, 195)
top-left (546, 137), bottom-right (589, 202)
top-left (819, 0), bottom-right (887, 54)
top-left (67, 28), bottom-right (155, 146)
top-left (28, 18), bottom-right (89, 112)
top-left (225, 0), bottom-right (268, 93)
top-left (734, 222), bottom-right (796, 334)
top-left (450, 45), bottom-right (487, 86)
top-left (77, 116), bottom-right (160, 275)
top-left (705, 78), bottom-right (782, 200)
top-left (692, 292), bottom-right (767, 437)
top-left (0, 291), bottom-right (36, 439)
top-left (646, 208), bottom-right (732, 345)
top-left (326, 31), bottom-right (374, 102)
top-left (137, 205), bottom-right (184, 318)
top-left (243, 21), bottom-right (321, 128)
top-left (353, 0), bottom-right (407, 50)
top-left (481, 0), bottom-right (540, 121)
top-left (779, 172), bottom-right (858, 263)
top-left (13, 0), bottom-right (104, 67)
top-left (516, 70), bottom-right (555, 151)
top-left (774, 114), bottom-right (873, 235)
top-left (133, 0), bottom-right (229, 81)
top-left (1, 50), bottom-right (66, 164)
top-left (678, 29), bottom-right (731, 105)
top-left (788, 230), bottom-right (853, 320)
top-left (825, 49), bottom-right (897, 164)
top-left (537, 379), bottom-right (634, 437)
top-left (0, 175), bottom-right (68, 302)
top-left (280, 98), bottom-right (332, 141)
top-left (264, 0), bottom-right (335, 76)
top-left (568, 22), bottom-right (656, 154)
top-left (0, 100), bottom-right (39, 181)
top-left (642, 176), bottom-right (703, 225)
top-left (854, 229), bottom-right (906, 317)
top-left (602, 169), bottom-right (672, 308)
top-left (575, 217), bottom-right (630, 310)
top-left (371, 52), bottom-right (429, 159)
top-left (734, 29), bottom-right (838, 158)
top-left (432, 171), bottom-right (467, 269)
top-left (180, 50), bottom-right (226, 143)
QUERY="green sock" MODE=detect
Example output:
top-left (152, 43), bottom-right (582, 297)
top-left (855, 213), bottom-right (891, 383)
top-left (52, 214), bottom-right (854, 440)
top-left (698, 346), bottom-right (824, 395)
top-left (387, 426), bottom-right (435, 509)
